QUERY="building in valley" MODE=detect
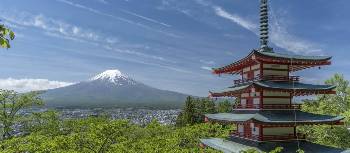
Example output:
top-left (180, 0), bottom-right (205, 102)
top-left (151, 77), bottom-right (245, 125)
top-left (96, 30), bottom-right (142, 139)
top-left (200, 0), bottom-right (349, 152)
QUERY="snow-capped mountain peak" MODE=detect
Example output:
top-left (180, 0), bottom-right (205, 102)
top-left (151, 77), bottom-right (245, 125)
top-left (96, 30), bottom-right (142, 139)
top-left (91, 69), bottom-right (136, 85)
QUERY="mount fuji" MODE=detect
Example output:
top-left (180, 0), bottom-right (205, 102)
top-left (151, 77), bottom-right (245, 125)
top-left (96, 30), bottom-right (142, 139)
top-left (41, 69), bottom-right (189, 108)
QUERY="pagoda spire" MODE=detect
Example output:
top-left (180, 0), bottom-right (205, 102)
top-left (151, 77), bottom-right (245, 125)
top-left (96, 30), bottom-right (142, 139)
top-left (259, 0), bottom-right (273, 52)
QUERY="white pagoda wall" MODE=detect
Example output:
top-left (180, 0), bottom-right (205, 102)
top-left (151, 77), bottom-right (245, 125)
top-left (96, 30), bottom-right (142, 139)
top-left (263, 127), bottom-right (294, 136)
top-left (262, 64), bottom-right (288, 76)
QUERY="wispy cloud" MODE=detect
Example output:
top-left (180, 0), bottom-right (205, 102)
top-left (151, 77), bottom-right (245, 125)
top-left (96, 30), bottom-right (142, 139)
top-left (269, 12), bottom-right (323, 55)
top-left (0, 10), bottom-right (191, 74)
top-left (0, 11), bottom-right (101, 42)
top-left (0, 78), bottom-right (74, 93)
top-left (95, 0), bottom-right (108, 4)
top-left (200, 59), bottom-right (215, 65)
top-left (56, 0), bottom-right (180, 38)
top-left (120, 9), bottom-right (172, 27)
top-left (214, 6), bottom-right (257, 32)
top-left (213, 6), bottom-right (324, 55)
top-left (0, 10), bottom-right (174, 63)
top-left (201, 66), bottom-right (212, 71)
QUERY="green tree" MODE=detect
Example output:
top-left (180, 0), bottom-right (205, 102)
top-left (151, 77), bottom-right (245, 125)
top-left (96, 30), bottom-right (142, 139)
top-left (301, 74), bottom-right (350, 148)
top-left (203, 98), bottom-right (216, 114)
top-left (0, 90), bottom-right (43, 140)
top-left (0, 24), bottom-right (15, 49)
top-left (21, 110), bottom-right (62, 136)
top-left (240, 147), bottom-right (284, 153)
top-left (176, 97), bottom-right (219, 126)
top-left (217, 100), bottom-right (232, 113)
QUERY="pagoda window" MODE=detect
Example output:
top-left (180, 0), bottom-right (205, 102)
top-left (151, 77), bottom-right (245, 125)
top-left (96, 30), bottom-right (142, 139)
top-left (253, 98), bottom-right (260, 108)
top-left (238, 124), bottom-right (244, 133)
top-left (242, 65), bottom-right (260, 80)
top-left (250, 92), bottom-right (260, 97)
top-left (241, 93), bottom-right (249, 98)
top-left (241, 99), bottom-right (247, 108)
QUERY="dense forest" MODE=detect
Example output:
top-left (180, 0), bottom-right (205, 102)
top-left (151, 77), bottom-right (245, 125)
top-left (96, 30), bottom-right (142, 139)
top-left (0, 74), bottom-right (349, 153)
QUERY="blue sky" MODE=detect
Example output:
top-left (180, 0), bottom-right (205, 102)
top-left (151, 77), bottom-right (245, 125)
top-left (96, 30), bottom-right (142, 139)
top-left (0, 0), bottom-right (349, 96)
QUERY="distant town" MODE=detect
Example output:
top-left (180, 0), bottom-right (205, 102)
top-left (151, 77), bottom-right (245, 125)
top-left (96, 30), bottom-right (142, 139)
top-left (20, 108), bottom-right (181, 125)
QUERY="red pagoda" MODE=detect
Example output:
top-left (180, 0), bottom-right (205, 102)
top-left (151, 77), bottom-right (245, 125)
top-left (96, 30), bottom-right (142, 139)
top-left (200, 0), bottom-right (348, 152)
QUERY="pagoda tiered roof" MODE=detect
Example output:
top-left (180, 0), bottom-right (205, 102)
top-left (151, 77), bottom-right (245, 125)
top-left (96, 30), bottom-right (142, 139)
top-left (205, 110), bottom-right (344, 125)
top-left (210, 80), bottom-right (336, 97)
top-left (200, 138), bottom-right (350, 153)
top-left (213, 50), bottom-right (332, 75)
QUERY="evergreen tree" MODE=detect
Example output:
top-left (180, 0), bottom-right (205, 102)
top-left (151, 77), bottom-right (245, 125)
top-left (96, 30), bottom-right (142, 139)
top-left (217, 100), bottom-right (232, 113)
top-left (203, 98), bottom-right (216, 114)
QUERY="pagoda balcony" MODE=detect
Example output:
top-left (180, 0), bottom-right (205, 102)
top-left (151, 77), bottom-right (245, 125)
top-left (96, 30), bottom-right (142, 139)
top-left (229, 130), bottom-right (306, 142)
top-left (262, 133), bottom-right (306, 141)
top-left (234, 75), bottom-right (300, 85)
top-left (234, 104), bottom-right (302, 110)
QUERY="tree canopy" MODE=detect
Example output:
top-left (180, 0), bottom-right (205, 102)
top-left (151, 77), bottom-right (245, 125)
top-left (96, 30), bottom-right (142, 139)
top-left (0, 24), bottom-right (15, 49)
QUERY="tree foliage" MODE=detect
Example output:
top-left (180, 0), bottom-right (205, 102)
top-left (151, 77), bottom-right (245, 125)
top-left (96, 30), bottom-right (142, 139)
top-left (176, 96), bottom-right (233, 126)
top-left (0, 90), bottom-right (43, 140)
top-left (301, 74), bottom-right (350, 149)
top-left (0, 24), bottom-right (15, 49)
top-left (0, 114), bottom-right (231, 153)
top-left (217, 100), bottom-right (232, 113)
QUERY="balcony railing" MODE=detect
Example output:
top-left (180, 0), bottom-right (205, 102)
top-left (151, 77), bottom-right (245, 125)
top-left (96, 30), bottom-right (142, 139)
top-left (230, 130), bottom-right (306, 141)
top-left (262, 133), bottom-right (306, 141)
top-left (234, 75), bottom-right (300, 85)
top-left (234, 104), bottom-right (302, 110)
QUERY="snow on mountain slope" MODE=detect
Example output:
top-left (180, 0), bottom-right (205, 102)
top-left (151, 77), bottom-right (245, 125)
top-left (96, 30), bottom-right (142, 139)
top-left (90, 69), bottom-right (137, 86)
top-left (41, 69), bottom-right (189, 108)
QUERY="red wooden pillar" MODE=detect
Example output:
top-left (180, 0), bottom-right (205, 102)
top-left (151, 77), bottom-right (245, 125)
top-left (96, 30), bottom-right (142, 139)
top-left (259, 124), bottom-right (263, 141)
top-left (244, 122), bottom-right (252, 139)
top-left (260, 88), bottom-right (264, 109)
top-left (260, 62), bottom-right (264, 77)
top-left (290, 92), bottom-right (292, 108)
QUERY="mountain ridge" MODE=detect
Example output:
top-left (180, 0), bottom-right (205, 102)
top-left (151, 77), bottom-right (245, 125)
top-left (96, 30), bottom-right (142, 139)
top-left (41, 69), bottom-right (189, 109)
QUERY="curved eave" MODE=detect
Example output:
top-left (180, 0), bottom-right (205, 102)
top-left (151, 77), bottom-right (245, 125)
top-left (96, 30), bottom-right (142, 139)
top-left (212, 50), bottom-right (256, 75)
top-left (212, 50), bottom-right (332, 75)
top-left (205, 113), bottom-right (344, 125)
top-left (256, 51), bottom-right (332, 61)
top-left (209, 81), bottom-right (336, 98)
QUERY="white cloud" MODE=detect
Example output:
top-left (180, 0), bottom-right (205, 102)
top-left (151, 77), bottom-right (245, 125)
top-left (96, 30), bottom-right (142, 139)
top-left (213, 6), bottom-right (324, 55)
top-left (214, 6), bottom-right (257, 32)
top-left (120, 9), bottom-right (172, 27)
top-left (95, 0), bottom-right (108, 4)
top-left (56, 0), bottom-right (180, 38)
top-left (0, 10), bottom-right (174, 63)
top-left (0, 12), bottom-right (101, 42)
top-left (269, 14), bottom-right (323, 55)
top-left (0, 78), bottom-right (74, 93)
top-left (201, 66), bottom-right (212, 71)
top-left (200, 59), bottom-right (215, 65)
